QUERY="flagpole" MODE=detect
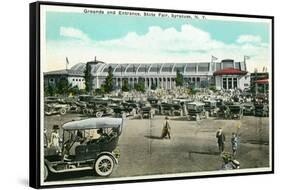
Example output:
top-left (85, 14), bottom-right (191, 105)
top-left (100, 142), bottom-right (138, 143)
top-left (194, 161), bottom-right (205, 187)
top-left (66, 57), bottom-right (69, 70)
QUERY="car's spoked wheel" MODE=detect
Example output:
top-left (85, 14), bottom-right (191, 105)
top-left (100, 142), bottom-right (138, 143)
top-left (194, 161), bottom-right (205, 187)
top-left (60, 108), bottom-right (66, 115)
top-left (44, 165), bottom-right (48, 181)
top-left (96, 111), bottom-right (103, 118)
top-left (95, 155), bottom-right (114, 177)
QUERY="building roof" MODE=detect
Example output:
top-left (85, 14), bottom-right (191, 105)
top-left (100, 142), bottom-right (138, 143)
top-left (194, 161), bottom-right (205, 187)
top-left (44, 69), bottom-right (84, 77)
top-left (213, 68), bottom-right (247, 76)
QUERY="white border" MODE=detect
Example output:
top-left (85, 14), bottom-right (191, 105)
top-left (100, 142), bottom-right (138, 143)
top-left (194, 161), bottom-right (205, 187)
top-left (39, 3), bottom-right (273, 187)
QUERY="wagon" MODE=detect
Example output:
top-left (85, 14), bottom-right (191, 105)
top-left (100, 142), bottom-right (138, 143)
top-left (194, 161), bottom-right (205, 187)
top-left (44, 117), bottom-right (123, 180)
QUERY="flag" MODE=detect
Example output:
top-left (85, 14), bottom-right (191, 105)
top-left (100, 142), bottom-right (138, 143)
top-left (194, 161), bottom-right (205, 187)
top-left (244, 55), bottom-right (250, 60)
top-left (211, 56), bottom-right (218, 61)
top-left (66, 57), bottom-right (69, 65)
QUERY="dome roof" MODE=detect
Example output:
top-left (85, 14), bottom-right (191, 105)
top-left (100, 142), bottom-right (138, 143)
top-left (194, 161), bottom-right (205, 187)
top-left (70, 63), bottom-right (86, 73)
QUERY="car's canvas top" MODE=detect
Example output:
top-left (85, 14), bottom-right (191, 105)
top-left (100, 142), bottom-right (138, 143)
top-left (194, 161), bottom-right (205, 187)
top-left (63, 117), bottom-right (123, 130)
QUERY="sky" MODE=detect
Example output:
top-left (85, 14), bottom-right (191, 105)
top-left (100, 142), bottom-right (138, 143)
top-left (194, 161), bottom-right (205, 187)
top-left (45, 11), bottom-right (271, 72)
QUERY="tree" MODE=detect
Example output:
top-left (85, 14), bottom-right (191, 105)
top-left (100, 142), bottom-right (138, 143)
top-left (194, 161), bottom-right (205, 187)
top-left (122, 79), bottom-right (129, 92)
top-left (69, 85), bottom-right (80, 96)
top-left (84, 62), bottom-right (92, 93)
top-left (57, 77), bottom-right (71, 95)
top-left (188, 83), bottom-right (198, 95)
top-left (103, 66), bottom-right (114, 93)
top-left (134, 78), bottom-right (145, 92)
top-left (175, 69), bottom-right (184, 87)
top-left (45, 84), bottom-right (56, 96)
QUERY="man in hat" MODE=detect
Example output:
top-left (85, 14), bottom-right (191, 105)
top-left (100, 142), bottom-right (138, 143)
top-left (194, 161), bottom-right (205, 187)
top-left (216, 127), bottom-right (225, 153)
top-left (161, 116), bottom-right (171, 139)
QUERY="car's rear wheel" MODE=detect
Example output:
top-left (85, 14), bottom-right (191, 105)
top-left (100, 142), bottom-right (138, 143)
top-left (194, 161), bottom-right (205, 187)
top-left (44, 165), bottom-right (48, 181)
top-left (95, 155), bottom-right (114, 177)
top-left (60, 108), bottom-right (66, 115)
top-left (82, 108), bottom-right (88, 115)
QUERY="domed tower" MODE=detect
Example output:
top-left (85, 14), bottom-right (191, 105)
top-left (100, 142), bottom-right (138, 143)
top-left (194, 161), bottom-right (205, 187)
top-left (84, 57), bottom-right (106, 93)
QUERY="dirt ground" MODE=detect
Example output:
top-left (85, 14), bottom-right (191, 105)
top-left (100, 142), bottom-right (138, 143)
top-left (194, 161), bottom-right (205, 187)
top-left (44, 114), bottom-right (270, 181)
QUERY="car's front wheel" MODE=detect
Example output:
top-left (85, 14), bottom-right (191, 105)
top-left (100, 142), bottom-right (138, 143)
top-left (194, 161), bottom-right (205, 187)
top-left (95, 155), bottom-right (115, 177)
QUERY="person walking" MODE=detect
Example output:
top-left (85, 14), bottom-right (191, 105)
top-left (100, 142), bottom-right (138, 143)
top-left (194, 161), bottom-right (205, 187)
top-left (161, 116), bottom-right (171, 139)
top-left (231, 132), bottom-right (239, 157)
top-left (216, 127), bottom-right (225, 153)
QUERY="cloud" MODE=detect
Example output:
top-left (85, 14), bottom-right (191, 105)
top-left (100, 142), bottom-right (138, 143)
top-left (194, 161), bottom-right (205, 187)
top-left (60, 27), bottom-right (91, 42)
top-left (95, 25), bottom-right (225, 52)
top-left (47, 25), bottom-right (270, 73)
top-left (236, 35), bottom-right (262, 44)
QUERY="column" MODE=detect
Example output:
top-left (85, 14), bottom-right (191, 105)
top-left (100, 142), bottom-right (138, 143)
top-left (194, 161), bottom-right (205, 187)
top-left (116, 78), bottom-right (119, 87)
top-left (226, 77), bottom-right (229, 90)
top-left (145, 77), bottom-right (147, 89)
top-left (169, 77), bottom-right (172, 89)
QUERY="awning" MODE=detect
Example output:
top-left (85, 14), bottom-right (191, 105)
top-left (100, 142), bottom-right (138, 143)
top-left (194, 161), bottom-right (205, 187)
top-left (255, 79), bottom-right (269, 84)
top-left (213, 68), bottom-right (247, 76)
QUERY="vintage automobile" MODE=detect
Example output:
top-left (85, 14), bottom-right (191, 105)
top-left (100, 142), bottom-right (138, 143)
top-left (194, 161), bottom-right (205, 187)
top-left (109, 101), bottom-right (138, 117)
top-left (217, 102), bottom-right (233, 119)
top-left (187, 102), bottom-right (208, 121)
top-left (243, 103), bottom-right (255, 116)
top-left (76, 95), bottom-right (113, 117)
top-left (82, 103), bottom-right (112, 118)
top-left (44, 97), bottom-right (69, 116)
top-left (203, 100), bottom-right (219, 117)
top-left (45, 103), bottom-right (69, 116)
top-left (254, 103), bottom-right (269, 117)
top-left (160, 102), bottom-right (182, 116)
top-left (44, 117), bottom-right (123, 180)
top-left (228, 104), bottom-right (243, 119)
top-left (45, 96), bottom-right (66, 104)
top-left (67, 100), bottom-right (87, 113)
top-left (140, 103), bottom-right (154, 119)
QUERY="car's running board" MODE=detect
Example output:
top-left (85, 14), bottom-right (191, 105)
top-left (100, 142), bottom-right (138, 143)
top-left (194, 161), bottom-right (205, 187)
top-left (51, 166), bottom-right (93, 173)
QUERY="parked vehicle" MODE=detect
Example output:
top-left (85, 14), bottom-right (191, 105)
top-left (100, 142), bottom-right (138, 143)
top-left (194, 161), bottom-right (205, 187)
top-left (187, 102), bottom-right (208, 121)
top-left (140, 104), bottom-right (153, 119)
top-left (160, 102), bottom-right (182, 116)
top-left (44, 117), bottom-right (123, 180)
top-left (44, 97), bottom-right (69, 116)
top-left (243, 103), bottom-right (255, 116)
top-left (44, 103), bottom-right (69, 116)
top-left (228, 104), bottom-right (243, 119)
top-left (203, 100), bottom-right (219, 117)
top-left (254, 103), bottom-right (269, 117)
